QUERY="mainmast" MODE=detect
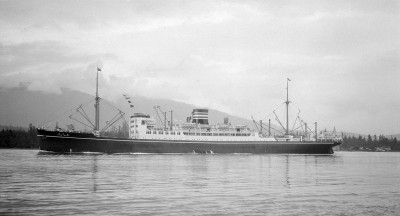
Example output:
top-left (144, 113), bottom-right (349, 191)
top-left (285, 78), bottom-right (291, 135)
top-left (95, 67), bottom-right (101, 131)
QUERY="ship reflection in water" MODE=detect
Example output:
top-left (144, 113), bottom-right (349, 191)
top-left (2, 150), bottom-right (399, 215)
top-left (91, 155), bottom-right (98, 193)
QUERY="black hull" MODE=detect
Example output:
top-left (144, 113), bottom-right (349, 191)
top-left (37, 131), bottom-right (340, 154)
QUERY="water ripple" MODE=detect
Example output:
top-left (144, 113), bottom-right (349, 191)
top-left (1, 150), bottom-right (399, 215)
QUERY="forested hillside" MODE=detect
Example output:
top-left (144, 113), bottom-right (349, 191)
top-left (1, 123), bottom-right (400, 151)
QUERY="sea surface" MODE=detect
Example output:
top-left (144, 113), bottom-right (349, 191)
top-left (1, 150), bottom-right (399, 215)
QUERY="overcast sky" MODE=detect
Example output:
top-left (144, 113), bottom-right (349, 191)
top-left (1, 0), bottom-right (399, 135)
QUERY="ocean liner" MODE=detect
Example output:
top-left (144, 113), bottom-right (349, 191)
top-left (37, 69), bottom-right (341, 154)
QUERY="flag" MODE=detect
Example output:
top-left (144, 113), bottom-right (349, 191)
top-left (123, 94), bottom-right (131, 99)
top-left (287, 78), bottom-right (291, 81)
top-left (130, 105), bottom-right (134, 108)
top-left (97, 67), bottom-right (101, 72)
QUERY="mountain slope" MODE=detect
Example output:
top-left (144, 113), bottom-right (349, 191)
top-left (2, 87), bottom-right (397, 138)
top-left (0, 87), bottom-right (260, 132)
top-left (0, 87), bottom-right (93, 128)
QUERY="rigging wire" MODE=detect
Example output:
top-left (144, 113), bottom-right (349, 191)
top-left (153, 106), bottom-right (164, 128)
top-left (273, 110), bottom-right (286, 132)
top-left (44, 95), bottom-right (128, 132)
top-left (290, 110), bottom-right (300, 133)
top-left (96, 98), bottom-right (127, 132)
top-left (101, 98), bottom-right (125, 114)
top-left (39, 99), bottom-right (95, 128)
top-left (101, 111), bottom-right (125, 132)
top-left (69, 115), bottom-right (94, 129)
top-left (75, 105), bottom-right (95, 128)
top-left (253, 119), bottom-right (285, 135)
top-left (260, 103), bottom-right (284, 122)
top-left (250, 97), bottom-right (318, 136)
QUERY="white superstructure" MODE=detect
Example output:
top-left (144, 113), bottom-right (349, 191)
top-left (129, 108), bottom-right (342, 143)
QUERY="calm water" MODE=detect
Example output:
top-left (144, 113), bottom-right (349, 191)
top-left (1, 150), bottom-right (399, 215)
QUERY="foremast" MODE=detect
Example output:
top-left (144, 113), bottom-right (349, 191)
top-left (95, 67), bottom-right (101, 133)
top-left (285, 78), bottom-right (291, 135)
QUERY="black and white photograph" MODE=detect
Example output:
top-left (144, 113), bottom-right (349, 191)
top-left (1, 0), bottom-right (399, 215)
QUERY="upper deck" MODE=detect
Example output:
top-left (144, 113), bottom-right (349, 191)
top-left (129, 110), bottom-right (342, 143)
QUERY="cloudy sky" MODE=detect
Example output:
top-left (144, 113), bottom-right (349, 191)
top-left (1, 0), bottom-right (399, 134)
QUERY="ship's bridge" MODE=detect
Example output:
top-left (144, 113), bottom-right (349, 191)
top-left (130, 113), bottom-right (156, 139)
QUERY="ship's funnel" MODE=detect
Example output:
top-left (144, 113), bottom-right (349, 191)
top-left (192, 109), bottom-right (209, 125)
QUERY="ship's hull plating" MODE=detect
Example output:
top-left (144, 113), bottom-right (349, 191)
top-left (37, 134), bottom-right (340, 154)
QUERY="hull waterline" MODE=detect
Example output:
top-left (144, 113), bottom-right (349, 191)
top-left (38, 134), bottom-right (340, 154)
